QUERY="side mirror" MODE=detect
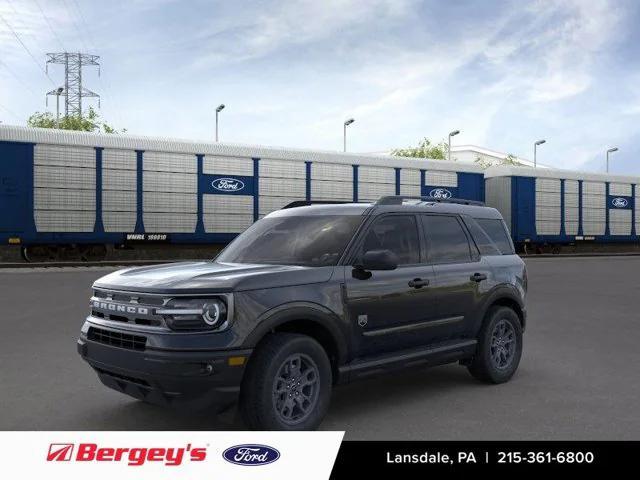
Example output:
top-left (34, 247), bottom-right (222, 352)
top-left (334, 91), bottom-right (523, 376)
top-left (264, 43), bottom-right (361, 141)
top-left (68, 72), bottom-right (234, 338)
top-left (358, 249), bottom-right (399, 271)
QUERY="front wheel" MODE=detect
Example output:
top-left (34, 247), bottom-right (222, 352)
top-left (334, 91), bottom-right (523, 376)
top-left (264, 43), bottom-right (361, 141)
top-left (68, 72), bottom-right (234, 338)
top-left (239, 333), bottom-right (332, 430)
top-left (468, 306), bottom-right (523, 384)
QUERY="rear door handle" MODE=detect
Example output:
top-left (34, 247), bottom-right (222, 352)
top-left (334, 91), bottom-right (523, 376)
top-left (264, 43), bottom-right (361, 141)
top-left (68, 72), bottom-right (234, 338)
top-left (470, 272), bottom-right (487, 282)
top-left (408, 278), bottom-right (430, 289)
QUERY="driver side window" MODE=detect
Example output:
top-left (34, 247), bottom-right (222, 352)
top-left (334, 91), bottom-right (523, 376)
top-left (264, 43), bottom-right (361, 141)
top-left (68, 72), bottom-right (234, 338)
top-left (360, 215), bottom-right (420, 265)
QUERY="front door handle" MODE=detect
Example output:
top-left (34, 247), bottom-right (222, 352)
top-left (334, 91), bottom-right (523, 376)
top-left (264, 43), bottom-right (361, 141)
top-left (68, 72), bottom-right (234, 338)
top-left (408, 278), bottom-right (430, 289)
top-left (470, 272), bottom-right (487, 282)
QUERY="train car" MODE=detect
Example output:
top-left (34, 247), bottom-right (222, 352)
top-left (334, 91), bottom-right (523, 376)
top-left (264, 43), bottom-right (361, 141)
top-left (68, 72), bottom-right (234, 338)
top-left (485, 165), bottom-right (640, 253)
top-left (0, 125), bottom-right (485, 261)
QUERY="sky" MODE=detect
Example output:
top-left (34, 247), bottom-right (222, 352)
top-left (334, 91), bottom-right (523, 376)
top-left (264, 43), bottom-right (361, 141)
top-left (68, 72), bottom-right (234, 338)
top-left (0, 0), bottom-right (639, 174)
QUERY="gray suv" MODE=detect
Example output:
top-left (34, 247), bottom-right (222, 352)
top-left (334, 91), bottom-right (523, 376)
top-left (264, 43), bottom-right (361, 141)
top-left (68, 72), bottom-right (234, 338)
top-left (78, 196), bottom-right (527, 430)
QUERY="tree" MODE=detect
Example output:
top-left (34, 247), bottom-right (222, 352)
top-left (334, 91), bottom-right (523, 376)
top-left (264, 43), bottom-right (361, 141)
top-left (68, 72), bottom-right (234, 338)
top-left (474, 152), bottom-right (523, 169)
top-left (27, 107), bottom-right (125, 133)
top-left (391, 137), bottom-right (449, 160)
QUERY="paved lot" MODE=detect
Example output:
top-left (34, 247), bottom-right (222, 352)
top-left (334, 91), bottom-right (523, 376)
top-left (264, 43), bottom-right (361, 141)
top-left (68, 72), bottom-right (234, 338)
top-left (1, 257), bottom-right (639, 439)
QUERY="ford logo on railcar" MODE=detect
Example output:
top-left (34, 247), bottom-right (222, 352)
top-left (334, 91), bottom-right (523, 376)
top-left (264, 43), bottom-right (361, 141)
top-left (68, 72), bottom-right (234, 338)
top-left (429, 188), bottom-right (452, 199)
top-left (612, 197), bottom-right (628, 208)
top-left (222, 445), bottom-right (280, 466)
top-left (212, 177), bottom-right (245, 192)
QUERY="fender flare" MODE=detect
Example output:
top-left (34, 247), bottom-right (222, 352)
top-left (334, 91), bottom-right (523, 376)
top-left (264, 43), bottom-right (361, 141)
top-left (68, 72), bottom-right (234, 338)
top-left (474, 284), bottom-right (526, 333)
top-left (242, 302), bottom-right (350, 365)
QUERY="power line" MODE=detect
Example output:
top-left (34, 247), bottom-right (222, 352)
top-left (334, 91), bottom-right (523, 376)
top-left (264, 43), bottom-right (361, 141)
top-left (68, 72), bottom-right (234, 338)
top-left (0, 101), bottom-right (22, 122)
top-left (0, 13), bottom-right (56, 86)
top-left (0, 58), bottom-right (41, 99)
top-left (32, 0), bottom-right (67, 52)
top-left (61, 0), bottom-right (89, 51)
top-left (70, 0), bottom-right (97, 51)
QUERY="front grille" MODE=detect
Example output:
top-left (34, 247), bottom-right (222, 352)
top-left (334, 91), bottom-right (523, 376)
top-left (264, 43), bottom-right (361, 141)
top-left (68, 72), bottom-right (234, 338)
top-left (88, 327), bottom-right (147, 351)
top-left (94, 289), bottom-right (165, 306)
top-left (90, 288), bottom-right (167, 329)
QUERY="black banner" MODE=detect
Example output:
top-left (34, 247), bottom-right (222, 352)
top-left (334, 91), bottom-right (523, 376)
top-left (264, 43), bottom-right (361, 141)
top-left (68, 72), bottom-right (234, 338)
top-left (330, 441), bottom-right (640, 476)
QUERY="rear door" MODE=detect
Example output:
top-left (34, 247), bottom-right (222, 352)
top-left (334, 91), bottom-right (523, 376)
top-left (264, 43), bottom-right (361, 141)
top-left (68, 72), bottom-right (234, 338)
top-left (0, 142), bottom-right (31, 233)
top-left (420, 214), bottom-right (493, 340)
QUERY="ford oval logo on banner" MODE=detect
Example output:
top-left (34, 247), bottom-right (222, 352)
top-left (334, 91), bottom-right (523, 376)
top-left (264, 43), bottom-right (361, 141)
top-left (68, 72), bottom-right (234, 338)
top-left (612, 197), bottom-right (629, 208)
top-left (222, 444), bottom-right (280, 466)
top-left (429, 188), bottom-right (452, 199)
top-left (212, 177), bottom-right (245, 192)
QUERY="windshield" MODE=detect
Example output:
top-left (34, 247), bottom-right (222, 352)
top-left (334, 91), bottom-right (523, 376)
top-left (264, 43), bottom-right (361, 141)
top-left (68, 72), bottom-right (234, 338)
top-left (216, 215), bottom-right (364, 266)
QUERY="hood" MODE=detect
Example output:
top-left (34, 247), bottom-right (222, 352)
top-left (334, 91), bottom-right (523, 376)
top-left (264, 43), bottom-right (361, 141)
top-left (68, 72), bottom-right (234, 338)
top-left (93, 261), bottom-right (335, 294)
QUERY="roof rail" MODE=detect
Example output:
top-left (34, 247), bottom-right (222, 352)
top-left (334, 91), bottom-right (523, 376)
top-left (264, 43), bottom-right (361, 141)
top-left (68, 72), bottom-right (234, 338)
top-left (281, 200), bottom-right (358, 209)
top-left (375, 195), bottom-right (485, 206)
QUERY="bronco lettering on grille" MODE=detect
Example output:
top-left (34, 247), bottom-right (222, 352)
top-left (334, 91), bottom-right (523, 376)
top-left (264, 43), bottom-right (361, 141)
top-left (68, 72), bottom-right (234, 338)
top-left (91, 300), bottom-right (149, 315)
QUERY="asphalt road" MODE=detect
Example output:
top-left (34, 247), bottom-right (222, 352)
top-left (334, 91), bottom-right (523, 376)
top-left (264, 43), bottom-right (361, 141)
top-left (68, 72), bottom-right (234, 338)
top-left (1, 257), bottom-right (639, 439)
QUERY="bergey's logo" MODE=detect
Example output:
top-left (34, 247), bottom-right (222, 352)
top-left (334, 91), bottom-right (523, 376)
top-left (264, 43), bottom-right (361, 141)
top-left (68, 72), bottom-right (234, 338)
top-left (612, 197), bottom-right (628, 208)
top-left (47, 444), bottom-right (74, 461)
top-left (429, 188), bottom-right (452, 199)
top-left (212, 177), bottom-right (245, 192)
top-left (222, 445), bottom-right (280, 466)
top-left (47, 443), bottom-right (207, 466)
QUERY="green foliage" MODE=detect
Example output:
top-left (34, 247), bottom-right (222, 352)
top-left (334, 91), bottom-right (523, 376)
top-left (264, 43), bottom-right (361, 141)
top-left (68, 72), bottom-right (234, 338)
top-left (474, 152), bottom-right (523, 169)
top-left (391, 137), bottom-right (449, 160)
top-left (27, 107), bottom-right (126, 134)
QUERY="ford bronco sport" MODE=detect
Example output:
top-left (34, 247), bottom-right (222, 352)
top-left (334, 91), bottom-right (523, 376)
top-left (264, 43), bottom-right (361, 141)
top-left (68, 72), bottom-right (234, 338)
top-left (78, 196), bottom-right (527, 430)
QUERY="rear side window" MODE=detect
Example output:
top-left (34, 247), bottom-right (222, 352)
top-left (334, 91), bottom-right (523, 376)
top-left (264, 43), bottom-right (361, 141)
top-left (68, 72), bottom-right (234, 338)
top-left (422, 215), bottom-right (472, 263)
top-left (464, 218), bottom-right (502, 256)
top-left (475, 218), bottom-right (515, 254)
top-left (360, 215), bottom-right (420, 265)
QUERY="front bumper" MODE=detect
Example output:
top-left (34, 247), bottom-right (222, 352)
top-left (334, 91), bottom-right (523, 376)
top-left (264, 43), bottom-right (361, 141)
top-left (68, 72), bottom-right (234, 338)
top-left (77, 324), bottom-right (251, 410)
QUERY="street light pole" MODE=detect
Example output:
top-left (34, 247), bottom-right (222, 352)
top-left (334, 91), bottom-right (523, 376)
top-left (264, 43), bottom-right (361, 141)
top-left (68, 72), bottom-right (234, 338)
top-left (55, 87), bottom-right (64, 128)
top-left (343, 118), bottom-right (355, 152)
top-left (215, 104), bottom-right (225, 142)
top-left (606, 147), bottom-right (618, 173)
top-left (448, 130), bottom-right (460, 162)
top-left (534, 139), bottom-right (546, 168)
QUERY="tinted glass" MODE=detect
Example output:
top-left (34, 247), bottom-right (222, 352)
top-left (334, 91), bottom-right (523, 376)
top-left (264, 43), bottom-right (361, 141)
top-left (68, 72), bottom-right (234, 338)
top-left (464, 217), bottom-right (501, 256)
top-left (476, 218), bottom-right (515, 254)
top-left (216, 215), bottom-right (363, 266)
top-left (422, 215), bottom-right (472, 263)
top-left (360, 215), bottom-right (420, 265)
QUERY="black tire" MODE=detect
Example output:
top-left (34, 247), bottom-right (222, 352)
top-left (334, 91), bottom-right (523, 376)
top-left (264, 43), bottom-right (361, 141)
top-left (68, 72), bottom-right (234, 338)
top-left (468, 306), bottom-right (522, 384)
top-left (239, 333), bottom-right (332, 430)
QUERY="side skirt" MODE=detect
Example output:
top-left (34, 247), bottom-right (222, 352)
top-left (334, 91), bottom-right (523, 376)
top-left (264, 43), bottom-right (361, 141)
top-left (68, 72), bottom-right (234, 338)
top-left (337, 339), bottom-right (477, 384)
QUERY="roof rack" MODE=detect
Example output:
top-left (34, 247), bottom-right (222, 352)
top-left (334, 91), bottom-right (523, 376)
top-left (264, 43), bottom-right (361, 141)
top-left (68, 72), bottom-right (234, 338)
top-left (375, 195), bottom-right (485, 206)
top-left (281, 200), bottom-right (358, 209)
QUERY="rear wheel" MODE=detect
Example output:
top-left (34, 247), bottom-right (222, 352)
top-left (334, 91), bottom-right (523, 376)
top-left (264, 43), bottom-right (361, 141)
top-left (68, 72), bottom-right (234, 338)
top-left (468, 306), bottom-right (522, 383)
top-left (239, 333), bottom-right (332, 430)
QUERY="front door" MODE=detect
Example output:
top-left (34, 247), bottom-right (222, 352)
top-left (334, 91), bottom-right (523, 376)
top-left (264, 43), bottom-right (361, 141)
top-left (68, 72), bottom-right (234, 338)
top-left (343, 214), bottom-right (438, 357)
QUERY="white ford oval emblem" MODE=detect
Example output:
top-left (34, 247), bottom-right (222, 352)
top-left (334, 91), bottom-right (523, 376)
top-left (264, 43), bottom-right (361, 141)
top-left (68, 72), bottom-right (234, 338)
top-left (429, 188), bottom-right (452, 199)
top-left (212, 177), bottom-right (245, 192)
top-left (612, 197), bottom-right (628, 208)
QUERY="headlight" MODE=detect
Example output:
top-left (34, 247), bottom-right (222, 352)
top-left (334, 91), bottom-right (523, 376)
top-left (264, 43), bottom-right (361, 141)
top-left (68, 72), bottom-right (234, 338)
top-left (157, 297), bottom-right (228, 331)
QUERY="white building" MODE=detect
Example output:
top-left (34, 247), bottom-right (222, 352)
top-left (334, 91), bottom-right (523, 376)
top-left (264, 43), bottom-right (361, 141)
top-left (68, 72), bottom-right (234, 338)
top-left (366, 145), bottom-right (549, 169)
top-left (450, 145), bottom-right (549, 168)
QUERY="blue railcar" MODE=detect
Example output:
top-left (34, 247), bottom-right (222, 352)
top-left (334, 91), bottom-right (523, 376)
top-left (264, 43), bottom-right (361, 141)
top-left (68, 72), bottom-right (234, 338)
top-left (485, 165), bottom-right (640, 252)
top-left (0, 125), bottom-right (485, 260)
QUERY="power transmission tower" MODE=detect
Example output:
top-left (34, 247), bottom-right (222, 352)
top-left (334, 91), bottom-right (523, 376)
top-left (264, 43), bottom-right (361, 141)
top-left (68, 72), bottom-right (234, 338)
top-left (46, 52), bottom-right (100, 117)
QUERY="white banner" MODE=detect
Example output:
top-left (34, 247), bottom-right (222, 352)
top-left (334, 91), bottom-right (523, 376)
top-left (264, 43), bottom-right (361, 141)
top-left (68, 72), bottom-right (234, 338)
top-left (0, 431), bottom-right (344, 479)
